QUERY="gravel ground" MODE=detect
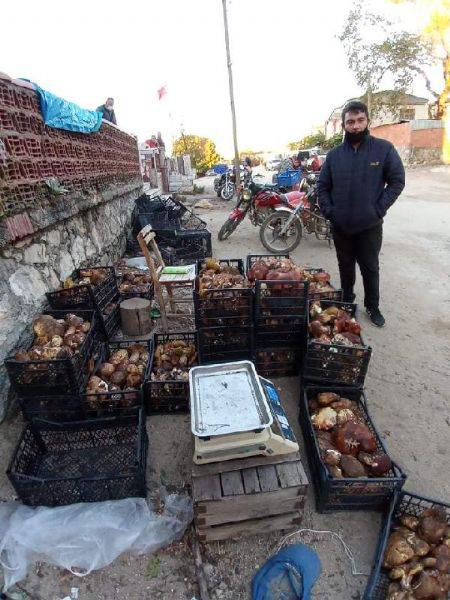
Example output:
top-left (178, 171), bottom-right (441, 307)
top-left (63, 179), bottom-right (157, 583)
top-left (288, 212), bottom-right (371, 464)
top-left (0, 165), bottom-right (448, 600)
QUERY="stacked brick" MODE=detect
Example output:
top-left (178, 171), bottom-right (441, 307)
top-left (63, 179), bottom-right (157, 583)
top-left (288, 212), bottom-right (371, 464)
top-left (0, 78), bottom-right (141, 239)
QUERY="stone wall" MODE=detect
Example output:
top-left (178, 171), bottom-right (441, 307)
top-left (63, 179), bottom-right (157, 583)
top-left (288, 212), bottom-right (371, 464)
top-left (0, 176), bottom-right (142, 420)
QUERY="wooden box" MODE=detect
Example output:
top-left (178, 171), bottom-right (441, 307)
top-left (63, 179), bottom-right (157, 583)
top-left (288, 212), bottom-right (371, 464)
top-left (192, 453), bottom-right (308, 542)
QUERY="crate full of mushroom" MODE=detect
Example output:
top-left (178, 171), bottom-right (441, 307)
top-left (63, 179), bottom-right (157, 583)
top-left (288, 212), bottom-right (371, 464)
top-left (247, 254), bottom-right (339, 300)
top-left (6, 310), bottom-right (99, 398)
top-left (46, 267), bottom-right (118, 313)
top-left (85, 342), bottom-right (150, 416)
top-left (364, 491), bottom-right (450, 600)
top-left (303, 299), bottom-right (372, 387)
top-left (115, 260), bottom-right (154, 300)
top-left (300, 386), bottom-right (406, 513)
top-left (194, 259), bottom-right (253, 328)
top-left (145, 332), bottom-right (198, 415)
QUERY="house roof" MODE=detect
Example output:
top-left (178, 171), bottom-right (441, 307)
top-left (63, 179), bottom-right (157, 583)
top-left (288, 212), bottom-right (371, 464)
top-left (327, 90), bottom-right (429, 121)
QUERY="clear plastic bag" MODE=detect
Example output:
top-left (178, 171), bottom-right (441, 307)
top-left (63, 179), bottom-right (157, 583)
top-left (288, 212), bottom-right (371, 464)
top-left (0, 493), bottom-right (193, 591)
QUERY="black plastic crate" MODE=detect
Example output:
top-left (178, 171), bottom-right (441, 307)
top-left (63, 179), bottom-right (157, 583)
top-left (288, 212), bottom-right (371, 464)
top-left (7, 410), bottom-right (148, 507)
top-left (253, 347), bottom-right (302, 378)
top-left (246, 253), bottom-right (290, 273)
top-left (364, 491), bottom-right (450, 599)
top-left (196, 258), bottom-right (245, 276)
top-left (195, 259), bottom-right (252, 328)
top-left (145, 331), bottom-right (198, 415)
top-left (133, 196), bottom-right (206, 234)
top-left (303, 268), bottom-right (341, 302)
top-left (5, 309), bottom-right (101, 398)
top-left (98, 295), bottom-right (121, 340)
top-left (254, 279), bottom-right (309, 320)
top-left (198, 326), bottom-right (253, 364)
top-left (300, 386), bottom-right (406, 513)
top-left (46, 267), bottom-right (118, 313)
top-left (303, 300), bottom-right (372, 388)
top-left (254, 316), bottom-right (306, 348)
top-left (19, 341), bottom-right (151, 421)
top-left (160, 230), bottom-right (212, 266)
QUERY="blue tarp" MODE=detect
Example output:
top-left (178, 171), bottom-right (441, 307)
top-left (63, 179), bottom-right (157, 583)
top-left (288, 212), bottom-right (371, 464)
top-left (252, 544), bottom-right (321, 600)
top-left (33, 85), bottom-right (103, 133)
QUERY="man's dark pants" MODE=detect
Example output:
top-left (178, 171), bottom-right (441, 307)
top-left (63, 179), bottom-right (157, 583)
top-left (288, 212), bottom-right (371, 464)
top-left (332, 223), bottom-right (383, 309)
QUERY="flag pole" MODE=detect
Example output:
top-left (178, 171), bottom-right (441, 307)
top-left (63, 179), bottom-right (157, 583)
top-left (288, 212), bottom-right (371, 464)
top-left (221, 0), bottom-right (240, 185)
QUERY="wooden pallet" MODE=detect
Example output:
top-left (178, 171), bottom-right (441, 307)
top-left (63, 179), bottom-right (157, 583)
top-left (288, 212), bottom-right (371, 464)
top-left (192, 452), bottom-right (308, 542)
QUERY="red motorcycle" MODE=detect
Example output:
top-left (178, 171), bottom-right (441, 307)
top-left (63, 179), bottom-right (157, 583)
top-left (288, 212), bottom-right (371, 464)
top-left (259, 179), bottom-right (331, 253)
top-left (217, 178), bottom-right (304, 242)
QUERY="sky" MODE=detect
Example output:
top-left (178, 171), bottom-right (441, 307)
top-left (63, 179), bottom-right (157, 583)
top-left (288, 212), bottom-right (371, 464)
top-left (0, 0), bottom-right (443, 158)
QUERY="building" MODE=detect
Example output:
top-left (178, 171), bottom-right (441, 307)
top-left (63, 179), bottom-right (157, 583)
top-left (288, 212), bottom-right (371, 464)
top-left (370, 119), bottom-right (444, 165)
top-left (325, 91), bottom-right (430, 139)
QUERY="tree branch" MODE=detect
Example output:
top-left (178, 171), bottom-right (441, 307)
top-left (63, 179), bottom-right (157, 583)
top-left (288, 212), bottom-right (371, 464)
top-left (409, 65), bottom-right (440, 98)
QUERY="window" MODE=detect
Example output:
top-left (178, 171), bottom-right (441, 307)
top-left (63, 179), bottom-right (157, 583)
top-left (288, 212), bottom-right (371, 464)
top-left (399, 107), bottom-right (415, 121)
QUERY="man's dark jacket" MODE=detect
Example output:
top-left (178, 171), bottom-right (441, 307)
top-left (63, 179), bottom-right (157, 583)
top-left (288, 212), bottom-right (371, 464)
top-left (317, 135), bottom-right (405, 234)
top-left (97, 105), bottom-right (117, 125)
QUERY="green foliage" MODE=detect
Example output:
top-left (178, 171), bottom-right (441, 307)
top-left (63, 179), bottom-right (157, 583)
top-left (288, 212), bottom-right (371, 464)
top-left (145, 556), bottom-right (160, 580)
top-left (288, 132), bottom-right (325, 151)
top-left (173, 134), bottom-right (220, 174)
top-left (239, 149), bottom-right (263, 165)
top-left (322, 133), bottom-right (343, 151)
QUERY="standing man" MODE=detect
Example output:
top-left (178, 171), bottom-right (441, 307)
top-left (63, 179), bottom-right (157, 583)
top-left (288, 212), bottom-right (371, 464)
top-left (317, 100), bottom-right (405, 327)
top-left (96, 97), bottom-right (117, 125)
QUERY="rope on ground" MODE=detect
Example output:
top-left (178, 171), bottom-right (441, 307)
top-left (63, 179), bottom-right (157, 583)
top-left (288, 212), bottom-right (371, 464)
top-left (274, 528), bottom-right (368, 577)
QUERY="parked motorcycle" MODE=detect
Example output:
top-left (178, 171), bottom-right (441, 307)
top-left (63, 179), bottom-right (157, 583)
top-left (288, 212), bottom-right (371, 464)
top-left (213, 169), bottom-right (236, 201)
top-left (259, 179), bottom-right (331, 253)
top-left (217, 177), bottom-right (303, 241)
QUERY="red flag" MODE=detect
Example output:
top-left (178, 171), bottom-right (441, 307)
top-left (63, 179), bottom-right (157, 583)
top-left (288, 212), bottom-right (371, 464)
top-left (157, 85), bottom-right (167, 100)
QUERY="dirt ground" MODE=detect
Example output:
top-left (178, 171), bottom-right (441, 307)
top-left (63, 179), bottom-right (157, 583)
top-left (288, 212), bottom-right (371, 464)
top-left (0, 165), bottom-right (449, 600)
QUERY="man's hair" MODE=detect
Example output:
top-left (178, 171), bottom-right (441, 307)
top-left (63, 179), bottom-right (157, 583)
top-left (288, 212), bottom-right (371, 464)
top-left (106, 97), bottom-right (114, 103)
top-left (341, 100), bottom-right (369, 124)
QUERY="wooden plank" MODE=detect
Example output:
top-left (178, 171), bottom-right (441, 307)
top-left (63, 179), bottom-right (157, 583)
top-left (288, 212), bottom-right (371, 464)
top-left (197, 511), bottom-right (304, 542)
top-left (195, 487), bottom-right (304, 526)
top-left (192, 475), bottom-right (222, 502)
top-left (276, 461), bottom-right (303, 488)
top-left (295, 459), bottom-right (309, 487)
top-left (242, 468), bottom-right (260, 494)
top-left (221, 471), bottom-right (244, 496)
top-left (257, 465), bottom-right (279, 492)
top-left (192, 452), bottom-right (301, 478)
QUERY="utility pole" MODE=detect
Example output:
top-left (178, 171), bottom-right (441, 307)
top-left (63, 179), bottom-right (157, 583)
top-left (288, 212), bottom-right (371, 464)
top-left (221, 0), bottom-right (241, 186)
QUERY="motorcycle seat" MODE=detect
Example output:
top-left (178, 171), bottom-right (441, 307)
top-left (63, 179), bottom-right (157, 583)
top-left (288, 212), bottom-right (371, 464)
top-left (253, 182), bottom-right (279, 191)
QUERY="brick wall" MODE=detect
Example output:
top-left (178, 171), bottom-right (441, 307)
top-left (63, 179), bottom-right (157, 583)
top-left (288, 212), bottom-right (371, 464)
top-left (370, 122), bottom-right (411, 147)
top-left (0, 77), bottom-right (142, 246)
top-left (410, 127), bottom-right (444, 148)
top-left (371, 121), bottom-right (443, 165)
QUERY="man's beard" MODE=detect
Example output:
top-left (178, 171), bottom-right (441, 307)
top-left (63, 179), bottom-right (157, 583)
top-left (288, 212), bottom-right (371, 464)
top-left (344, 127), bottom-right (369, 144)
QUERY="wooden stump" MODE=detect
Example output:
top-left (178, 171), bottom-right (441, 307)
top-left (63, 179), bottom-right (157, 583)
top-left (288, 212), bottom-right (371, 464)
top-left (120, 297), bottom-right (152, 336)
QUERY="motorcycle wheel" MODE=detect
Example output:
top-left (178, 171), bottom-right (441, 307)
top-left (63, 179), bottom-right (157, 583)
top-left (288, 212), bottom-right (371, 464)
top-left (221, 183), bottom-right (235, 201)
top-left (259, 211), bottom-right (302, 253)
top-left (218, 218), bottom-right (239, 241)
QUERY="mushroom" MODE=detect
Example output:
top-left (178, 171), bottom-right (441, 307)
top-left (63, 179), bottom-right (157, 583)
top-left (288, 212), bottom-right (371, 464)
top-left (99, 363), bottom-right (115, 379)
top-left (383, 532), bottom-right (416, 569)
top-left (317, 392), bottom-right (340, 406)
top-left (340, 455), bottom-right (366, 478)
top-left (418, 508), bottom-right (448, 545)
top-left (311, 407), bottom-right (337, 431)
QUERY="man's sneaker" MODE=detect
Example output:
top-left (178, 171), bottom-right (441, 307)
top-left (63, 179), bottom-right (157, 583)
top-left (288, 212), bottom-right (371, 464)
top-left (366, 307), bottom-right (385, 327)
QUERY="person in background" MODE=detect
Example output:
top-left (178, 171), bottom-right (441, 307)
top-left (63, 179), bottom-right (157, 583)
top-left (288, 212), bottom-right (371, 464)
top-left (310, 151), bottom-right (321, 172)
top-left (96, 98), bottom-right (117, 125)
top-left (157, 132), bottom-right (165, 149)
top-left (147, 135), bottom-right (158, 148)
top-left (317, 100), bottom-right (405, 327)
